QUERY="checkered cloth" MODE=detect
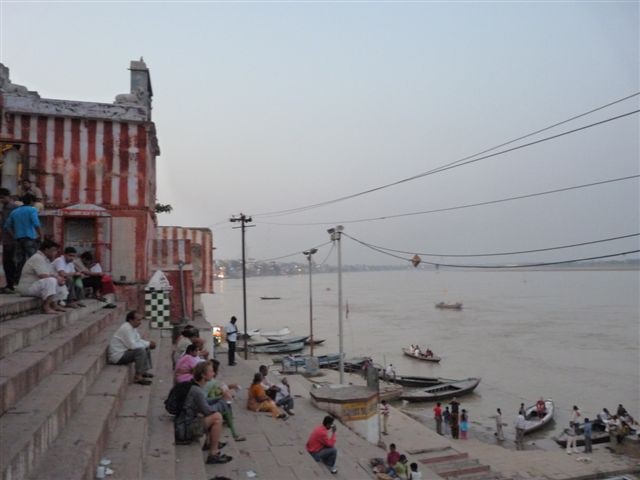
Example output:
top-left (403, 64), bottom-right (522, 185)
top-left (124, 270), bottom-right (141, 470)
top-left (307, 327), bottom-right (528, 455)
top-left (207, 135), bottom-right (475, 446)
top-left (145, 290), bottom-right (171, 329)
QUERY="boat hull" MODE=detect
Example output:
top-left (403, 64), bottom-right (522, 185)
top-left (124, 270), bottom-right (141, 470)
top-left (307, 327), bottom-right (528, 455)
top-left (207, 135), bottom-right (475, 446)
top-left (523, 399), bottom-right (554, 434)
top-left (399, 377), bottom-right (481, 402)
top-left (402, 348), bottom-right (441, 363)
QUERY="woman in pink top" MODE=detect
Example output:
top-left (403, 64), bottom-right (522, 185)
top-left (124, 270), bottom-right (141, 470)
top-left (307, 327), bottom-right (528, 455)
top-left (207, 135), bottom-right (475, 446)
top-left (174, 344), bottom-right (201, 383)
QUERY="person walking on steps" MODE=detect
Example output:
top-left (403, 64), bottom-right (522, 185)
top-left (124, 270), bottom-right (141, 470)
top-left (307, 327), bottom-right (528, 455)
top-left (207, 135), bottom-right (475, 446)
top-left (225, 316), bottom-right (238, 366)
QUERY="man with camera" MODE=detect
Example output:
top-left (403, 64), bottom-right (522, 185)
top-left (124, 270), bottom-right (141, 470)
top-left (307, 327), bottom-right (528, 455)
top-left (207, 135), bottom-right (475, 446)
top-left (306, 415), bottom-right (338, 474)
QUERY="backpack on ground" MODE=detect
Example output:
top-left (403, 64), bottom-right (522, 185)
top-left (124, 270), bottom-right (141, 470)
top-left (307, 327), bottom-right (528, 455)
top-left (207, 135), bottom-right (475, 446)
top-left (164, 381), bottom-right (193, 415)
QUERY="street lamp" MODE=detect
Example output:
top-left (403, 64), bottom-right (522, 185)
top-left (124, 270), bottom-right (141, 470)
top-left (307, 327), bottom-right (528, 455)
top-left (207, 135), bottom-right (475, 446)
top-left (303, 248), bottom-right (318, 356)
top-left (327, 225), bottom-right (344, 384)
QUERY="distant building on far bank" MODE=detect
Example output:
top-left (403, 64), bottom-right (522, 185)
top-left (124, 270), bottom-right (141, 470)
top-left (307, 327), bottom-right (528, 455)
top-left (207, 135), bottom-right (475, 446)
top-left (0, 59), bottom-right (214, 317)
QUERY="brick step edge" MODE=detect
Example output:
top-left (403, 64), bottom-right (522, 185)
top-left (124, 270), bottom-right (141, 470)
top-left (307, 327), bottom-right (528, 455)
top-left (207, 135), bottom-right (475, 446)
top-left (0, 306), bottom-right (120, 415)
top-left (0, 300), bottom-right (103, 359)
top-left (0, 306), bottom-right (126, 480)
top-left (25, 364), bottom-right (132, 480)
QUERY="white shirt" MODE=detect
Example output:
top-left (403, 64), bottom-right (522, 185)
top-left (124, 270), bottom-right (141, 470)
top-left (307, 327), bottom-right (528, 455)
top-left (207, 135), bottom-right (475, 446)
top-left (385, 365), bottom-right (395, 377)
top-left (17, 251), bottom-right (55, 294)
top-left (52, 256), bottom-right (76, 275)
top-left (515, 414), bottom-right (526, 430)
top-left (90, 263), bottom-right (103, 273)
top-left (275, 382), bottom-right (290, 403)
top-left (108, 321), bottom-right (150, 363)
top-left (225, 322), bottom-right (238, 342)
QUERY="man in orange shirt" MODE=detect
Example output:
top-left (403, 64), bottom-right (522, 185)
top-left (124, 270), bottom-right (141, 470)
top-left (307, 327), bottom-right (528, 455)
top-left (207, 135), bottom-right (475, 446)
top-left (306, 415), bottom-right (338, 474)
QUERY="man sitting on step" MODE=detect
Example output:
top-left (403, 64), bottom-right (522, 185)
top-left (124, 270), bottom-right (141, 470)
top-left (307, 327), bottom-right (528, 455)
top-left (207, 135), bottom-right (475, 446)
top-left (107, 311), bottom-right (156, 385)
top-left (16, 239), bottom-right (68, 314)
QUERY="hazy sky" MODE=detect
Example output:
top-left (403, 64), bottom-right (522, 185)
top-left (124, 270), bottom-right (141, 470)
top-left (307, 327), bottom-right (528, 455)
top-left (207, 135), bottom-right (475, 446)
top-left (2, 1), bottom-right (638, 266)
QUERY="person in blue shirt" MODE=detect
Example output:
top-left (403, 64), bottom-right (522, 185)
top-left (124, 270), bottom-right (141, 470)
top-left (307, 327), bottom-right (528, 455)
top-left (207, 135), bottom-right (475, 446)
top-left (583, 417), bottom-right (593, 453)
top-left (4, 193), bottom-right (41, 279)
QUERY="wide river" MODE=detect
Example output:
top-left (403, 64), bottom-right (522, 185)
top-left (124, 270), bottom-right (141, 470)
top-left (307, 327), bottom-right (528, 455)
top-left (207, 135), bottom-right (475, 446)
top-left (203, 269), bottom-right (639, 450)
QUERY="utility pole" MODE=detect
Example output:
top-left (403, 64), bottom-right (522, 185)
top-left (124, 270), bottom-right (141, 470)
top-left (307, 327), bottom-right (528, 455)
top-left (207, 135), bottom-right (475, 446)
top-left (303, 248), bottom-right (318, 356)
top-left (327, 225), bottom-right (344, 384)
top-left (230, 213), bottom-right (254, 359)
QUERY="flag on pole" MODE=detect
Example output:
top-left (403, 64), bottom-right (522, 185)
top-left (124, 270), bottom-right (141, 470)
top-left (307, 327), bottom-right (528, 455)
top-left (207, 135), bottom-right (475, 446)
top-left (345, 299), bottom-right (349, 319)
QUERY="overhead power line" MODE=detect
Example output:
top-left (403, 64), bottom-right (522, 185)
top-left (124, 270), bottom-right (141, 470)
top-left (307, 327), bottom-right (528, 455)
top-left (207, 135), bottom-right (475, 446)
top-left (247, 241), bottom-right (332, 264)
top-left (343, 232), bottom-right (640, 258)
top-left (255, 174), bottom-right (639, 226)
top-left (345, 234), bottom-right (639, 269)
top-left (253, 94), bottom-right (639, 219)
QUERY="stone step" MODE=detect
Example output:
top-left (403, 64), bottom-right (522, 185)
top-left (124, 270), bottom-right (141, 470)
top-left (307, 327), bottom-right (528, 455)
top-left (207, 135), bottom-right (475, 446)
top-left (0, 306), bottom-right (126, 480)
top-left (0, 306), bottom-right (121, 415)
top-left (431, 459), bottom-right (491, 479)
top-left (419, 451), bottom-right (470, 464)
top-left (141, 331), bottom-right (177, 480)
top-left (0, 296), bottom-right (41, 323)
top-left (104, 329), bottom-right (161, 480)
top-left (26, 363), bottom-right (132, 480)
top-left (0, 300), bottom-right (102, 359)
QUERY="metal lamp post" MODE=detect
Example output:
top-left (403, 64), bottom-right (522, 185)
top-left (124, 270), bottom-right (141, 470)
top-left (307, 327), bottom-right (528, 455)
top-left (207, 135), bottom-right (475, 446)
top-left (303, 248), bottom-right (318, 356)
top-left (327, 225), bottom-right (344, 384)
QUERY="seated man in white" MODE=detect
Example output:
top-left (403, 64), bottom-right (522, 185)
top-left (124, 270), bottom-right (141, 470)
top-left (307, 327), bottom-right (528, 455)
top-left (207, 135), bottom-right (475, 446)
top-left (17, 239), bottom-right (68, 314)
top-left (108, 311), bottom-right (156, 385)
top-left (52, 246), bottom-right (86, 308)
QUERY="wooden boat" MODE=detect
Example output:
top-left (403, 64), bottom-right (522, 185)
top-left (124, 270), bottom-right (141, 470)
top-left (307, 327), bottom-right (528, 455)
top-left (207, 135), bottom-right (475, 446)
top-left (265, 335), bottom-right (309, 344)
top-left (304, 338), bottom-right (326, 346)
top-left (239, 329), bottom-right (260, 339)
top-left (402, 347), bottom-right (441, 363)
top-left (379, 383), bottom-right (404, 402)
top-left (378, 373), bottom-right (443, 388)
top-left (324, 356), bottom-right (371, 373)
top-left (522, 399), bottom-right (554, 434)
top-left (399, 377), bottom-right (481, 402)
top-left (554, 421), bottom-right (609, 448)
top-left (260, 296), bottom-right (281, 300)
top-left (250, 341), bottom-right (305, 354)
top-left (259, 327), bottom-right (291, 337)
top-left (435, 302), bottom-right (463, 310)
top-left (272, 353), bottom-right (343, 367)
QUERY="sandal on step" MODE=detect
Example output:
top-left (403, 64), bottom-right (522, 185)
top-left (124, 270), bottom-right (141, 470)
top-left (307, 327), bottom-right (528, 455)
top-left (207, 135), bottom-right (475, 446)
top-left (233, 436), bottom-right (246, 442)
top-left (134, 379), bottom-right (152, 386)
top-left (202, 441), bottom-right (226, 451)
top-left (206, 453), bottom-right (232, 464)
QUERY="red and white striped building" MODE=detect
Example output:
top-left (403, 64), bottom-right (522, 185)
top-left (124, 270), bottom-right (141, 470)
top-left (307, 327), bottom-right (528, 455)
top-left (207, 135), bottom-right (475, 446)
top-left (0, 60), bottom-right (214, 311)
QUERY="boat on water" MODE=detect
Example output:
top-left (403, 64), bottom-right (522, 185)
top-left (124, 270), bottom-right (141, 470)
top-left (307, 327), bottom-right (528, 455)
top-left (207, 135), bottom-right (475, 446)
top-left (250, 341), bottom-right (305, 354)
top-left (522, 399), bottom-right (554, 434)
top-left (399, 377), bottom-right (481, 402)
top-left (554, 421), bottom-right (610, 448)
top-left (260, 296), bottom-right (281, 300)
top-left (259, 327), bottom-right (291, 337)
top-left (272, 353), bottom-right (343, 367)
top-left (239, 329), bottom-right (260, 339)
top-left (265, 335), bottom-right (309, 344)
top-left (304, 338), bottom-right (326, 346)
top-left (435, 302), bottom-right (463, 310)
top-left (402, 347), bottom-right (441, 363)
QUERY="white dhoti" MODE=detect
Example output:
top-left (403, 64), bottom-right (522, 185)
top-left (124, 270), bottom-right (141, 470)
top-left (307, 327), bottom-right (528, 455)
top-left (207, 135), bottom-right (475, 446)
top-left (21, 277), bottom-right (64, 300)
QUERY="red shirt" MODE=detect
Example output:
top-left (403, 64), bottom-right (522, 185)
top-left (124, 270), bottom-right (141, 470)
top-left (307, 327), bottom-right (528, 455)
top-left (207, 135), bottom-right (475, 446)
top-left (387, 450), bottom-right (400, 466)
top-left (306, 425), bottom-right (336, 453)
top-left (433, 405), bottom-right (442, 419)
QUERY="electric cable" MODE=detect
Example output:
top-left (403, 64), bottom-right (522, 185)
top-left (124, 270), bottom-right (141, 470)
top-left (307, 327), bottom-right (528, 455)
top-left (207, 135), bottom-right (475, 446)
top-left (345, 234), bottom-right (640, 269)
top-left (342, 232), bottom-right (640, 258)
top-left (254, 174), bottom-right (639, 226)
top-left (317, 242), bottom-right (336, 266)
top-left (247, 241), bottom-right (331, 264)
top-left (253, 98), bottom-right (639, 218)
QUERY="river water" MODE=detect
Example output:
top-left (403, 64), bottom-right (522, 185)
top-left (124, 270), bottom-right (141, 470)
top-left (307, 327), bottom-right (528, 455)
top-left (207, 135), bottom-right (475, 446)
top-left (202, 269), bottom-right (639, 450)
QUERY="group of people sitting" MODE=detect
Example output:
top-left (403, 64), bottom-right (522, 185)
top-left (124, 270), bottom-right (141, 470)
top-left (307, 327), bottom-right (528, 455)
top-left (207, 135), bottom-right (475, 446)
top-left (247, 364), bottom-right (295, 419)
top-left (371, 442), bottom-right (422, 479)
top-left (1, 185), bottom-right (114, 310)
top-left (408, 344), bottom-right (434, 358)
top-left (598, 404), bottom-right (638, 443)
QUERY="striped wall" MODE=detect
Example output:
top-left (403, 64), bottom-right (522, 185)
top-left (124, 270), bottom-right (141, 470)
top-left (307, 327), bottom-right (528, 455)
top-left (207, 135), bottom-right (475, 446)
top-left (151, 239), bottom-right (193, 269)
top-left (156, 226), bottom-right (214, 294)
top-left (0, 113), bottom-right (155, 209)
